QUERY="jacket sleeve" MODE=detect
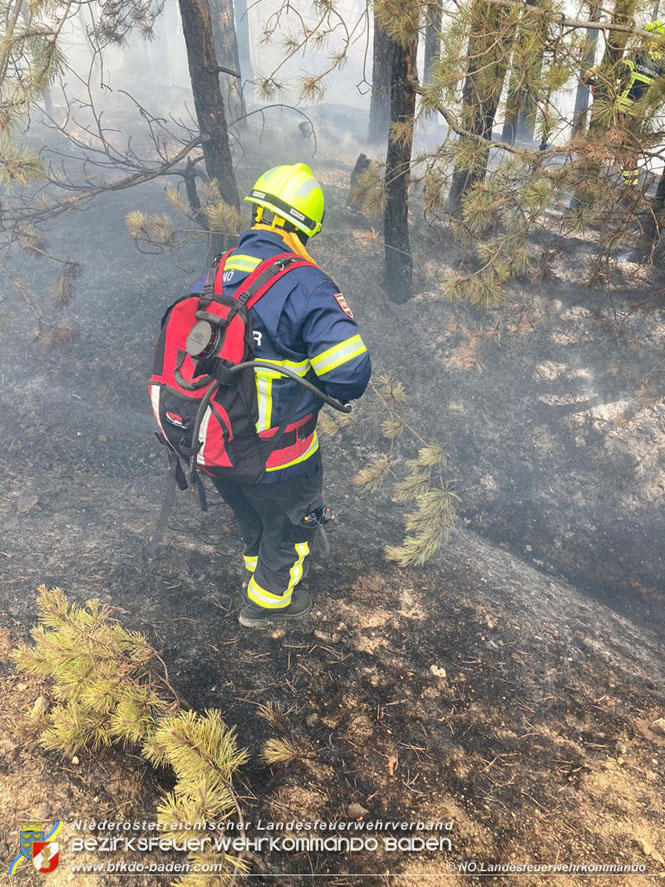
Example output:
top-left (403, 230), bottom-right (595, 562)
top-left (301, 279), bottom-right (371, 403)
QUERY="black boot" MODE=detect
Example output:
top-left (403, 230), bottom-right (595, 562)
top-left (238, 587), bottom-right (312, 628)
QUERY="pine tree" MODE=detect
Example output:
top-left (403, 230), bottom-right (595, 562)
top-left (209, 0), bottom-right (247, 125)
top-left (13, 586), bottom-right (249, 881)
top-left (447, 0), bottom-right (519, 214)
top-left (376, 0), bottom-right (419, 302)
top-left (369, 12), bottom-right (395, 143)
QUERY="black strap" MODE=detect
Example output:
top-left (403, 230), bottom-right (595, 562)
top-left (263, 386), bottom-right (306, 458)
top-left (146, 446), bottom-right (188, 557)
top-left (202, 253), bottom-right (223, 299)
top-left (192, 472), bottom-right (208, 512)
top-left (249, 189), bottom-right (318, 232)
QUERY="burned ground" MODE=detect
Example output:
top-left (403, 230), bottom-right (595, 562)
top-left (0, 132), bottom-right (664, 885)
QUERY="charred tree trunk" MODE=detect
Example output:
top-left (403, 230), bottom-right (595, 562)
top-left (208, 0), bottom-right (246, 125)
top-left (368, 15), bottom-right (394, 143)
top-left (178, 0), bottom-right (239, 253)
top-left (572, 0), bottom-right (601, 134)
top-left (423, 2), bottom-right (441, 82)
top-left (447, 0), bottom-right (515, 215)
top-left (384, 36), bottom-right (418, 303)
top-left (234, 0), bottom-right (253, 91)
top-left (500, 0), bottom-right (539, 144)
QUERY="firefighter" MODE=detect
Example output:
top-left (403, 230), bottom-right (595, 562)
top-left (583, 20), bottom-right (665, 185)
top-left (190, 163), bottom-right (371, 628)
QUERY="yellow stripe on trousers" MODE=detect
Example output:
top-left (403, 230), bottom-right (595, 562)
top-left (247, 542), bottom-right (310, 609)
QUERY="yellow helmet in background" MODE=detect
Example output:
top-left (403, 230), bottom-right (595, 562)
top-left (645, 19), bottom-right (665, 35)
top-left (244, 163), bottom-right (325, 237)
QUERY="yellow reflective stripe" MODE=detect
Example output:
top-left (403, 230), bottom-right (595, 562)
top-left (225, 254), bottom-right (261, 273)
top-left (254, 357), bottom-right (311, 379)
top-left (288, 542), bottom-right (310, 591)
top-left (243, 555), bottom-right (258, 573)
top-left (255, 372), bottom-right (274, 432)
top-left (247, 575), bottom-right (292, 608)
top-left (266, 432), bottom-right (319, 472)
top-left (310, 334), bottom-right (367, 377)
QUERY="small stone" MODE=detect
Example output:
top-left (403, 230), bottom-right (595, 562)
top-left (32, 802), bottom-right (51, 819)
top-left (17, 496), bottom-right (39, 515)
top-left (17, 683), bottom-right (28, 691)
top-left (306, 713), bottom-right (319, 727)
top-left (525, 545), bottom-right (533, 552)
top-left (636, 837), bottom-right (653, 857)
top-left (650, 718), bottom-right (665, 737)
top-left (31, 696), bottom-right (50, 718)
top-left (314, 630), bottom-right (334, 644)
top-left (71, 756), bottom-right (80, 765)
top-left (429, 665), bottom-right (447, 679)
top-left (347, 802), bottom-right (369, 820)
top-left (615, 741), bottom-right (628, 756)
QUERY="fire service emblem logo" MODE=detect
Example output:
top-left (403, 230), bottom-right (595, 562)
top-left (9, 821), bottom-right (62, 875)
top-left (32, 841), bottom-right (60, 874)
top-left (333, 292), bottom-right (354, 318)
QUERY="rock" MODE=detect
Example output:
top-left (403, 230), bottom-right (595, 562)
top-left (347, 802), bottom-right (369, 820)
top-left (32, 801), bottom-right (51, 819)
top-left (31, 696), bottom-right (50, 718)
top-left (306, 713), bottom-right (319, 727)
top-left (348, 154), bottom-right (371, 206)
top-left (636, 837), bottom-right (653, 857)
top-left (71, 755), bottom-right (80, 765)
top-left (615, 740), bottom-right (628, 756)
top-left (17, 495), bottom-right (39, 515)
top-left (650, 718), bottom-right (665, 737)
top-left (314, 630), bottom-right (334, 644)
top-left (429, 665), bottom-right (447, 679)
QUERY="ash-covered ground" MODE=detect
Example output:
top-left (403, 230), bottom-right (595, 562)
top-left (1, 127), bottom-right (664, 885)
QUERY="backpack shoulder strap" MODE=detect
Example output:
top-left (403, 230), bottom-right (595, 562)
top-left (226, 252), bottom-right (316, 311)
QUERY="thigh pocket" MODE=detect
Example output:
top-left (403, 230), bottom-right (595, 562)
top-left (286, 494), bottom-right (324, 538)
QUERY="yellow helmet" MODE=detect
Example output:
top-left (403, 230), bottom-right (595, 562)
top-left (244, 163), bottom-right (325, 237)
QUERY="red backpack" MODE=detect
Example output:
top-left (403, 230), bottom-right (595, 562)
top-left (149, 250), bottom-right (315, 506)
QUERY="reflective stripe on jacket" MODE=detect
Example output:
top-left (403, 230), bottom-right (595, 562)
top-left (617, 49), bottom-right (665, 112)
top-left (190, 228), bottom-right (371, 482)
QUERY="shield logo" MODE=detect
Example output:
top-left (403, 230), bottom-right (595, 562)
top-left (32, 841), bottom-right (60, 873)
top-left (20, 827), bottom-right (44, 859)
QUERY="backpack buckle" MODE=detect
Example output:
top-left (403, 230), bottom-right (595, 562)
top-left (214, 361), bottom-right (236, 386)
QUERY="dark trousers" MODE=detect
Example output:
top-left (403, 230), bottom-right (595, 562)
top-left (212, 460), bottom-right (323, 610)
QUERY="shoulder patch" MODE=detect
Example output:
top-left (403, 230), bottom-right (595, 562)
top-left (334, 292), bottom-right (354, 318)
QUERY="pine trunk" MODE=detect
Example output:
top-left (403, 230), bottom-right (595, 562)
top-left (208, 0), bottom-right (247, 125)
top-left (178, 0), bottom-right (239, 255)
top-left (234, 0), bottom-right (253, 89)
top-left (448, 0), bottom-right (515, 215)
top-left (423, 2), bottom-right (441, 82)
top-left (572, 0), bottom-right (601, 134)
top-left (368, 14), bottom-right (394, 144)
top-left (178, 0), bottom-right (239, 211)
top-left (384, 36), bottom-right (418, 303)
top-left (500, 0), bottom-right (538, 144)
top-left (589, 0), bottom-right (636, 131)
